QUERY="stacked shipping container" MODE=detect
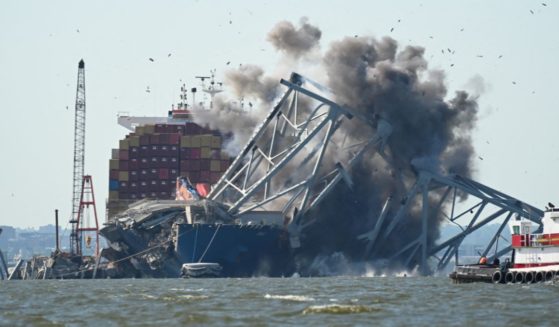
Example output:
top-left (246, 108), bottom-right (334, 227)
top-left (107, 122), bottom-right (233, 219)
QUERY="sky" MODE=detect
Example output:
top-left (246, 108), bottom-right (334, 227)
top-left (0, 0), bottom-right (558, 228)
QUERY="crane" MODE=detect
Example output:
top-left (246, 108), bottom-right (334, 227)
top-left (69, 59), bottom-right (99, 256)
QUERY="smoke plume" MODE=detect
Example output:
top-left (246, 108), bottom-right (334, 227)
top-left (267, 17), bottom-right (322, 58)
top-left (193, 19), bottom-right (479, 275)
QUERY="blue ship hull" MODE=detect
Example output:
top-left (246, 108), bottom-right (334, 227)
top-left (175, 224), bottom-right (292, 277)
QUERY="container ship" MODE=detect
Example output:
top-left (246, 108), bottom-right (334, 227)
top-left (101, 88), bottom-right (293, 278)
top-left (450, 204), bottom-right (559, 284)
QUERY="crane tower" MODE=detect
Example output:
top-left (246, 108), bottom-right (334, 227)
top-left (69, 59), bottom-right (99, 256)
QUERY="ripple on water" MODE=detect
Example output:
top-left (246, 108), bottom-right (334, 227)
top-left (264, 294), bottom-right (315, 302)
top-left (302, 304), bottom-right (382, 315)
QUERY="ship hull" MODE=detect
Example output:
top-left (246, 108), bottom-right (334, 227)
top-left (175, 223), bottom-right (293, 277)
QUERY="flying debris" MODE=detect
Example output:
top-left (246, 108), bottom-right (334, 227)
top-left (478, 156), bottom-right (484, 160)
top-left (476, 55), bottom-right (484, 58)
top-left (498, 55), bottom-right (503, 58)
top-left (229, 20), bottom-right (232, 24)
top-left (390, 27), bottom-right (394, 32)
top-left (168, 53), bottom-right (172, 57)
top-left (66, 106), bottom-right (69, 110)
top-left (76, 29), bottom-right (80, 33)
top-left (354, 35), bottom-right (358, 38)
top-left (530, 10), bottom-right (534, 14)
top-left (149, 58), bottom-right (154, 62)
top-left (226, 61), bottom-right (231, 65)
top-left (460, 28), bottom-right (464, 31)
top-left (512, 81), bottom-right (517, 85)
top-left (542, 3), bottom-right (547, 6)
top-left (447, 48), bottom-right (451, 53)
top-left (450, 64), bottom-right (455, 67)
top-left (146, 86), bottom-right (151, 93)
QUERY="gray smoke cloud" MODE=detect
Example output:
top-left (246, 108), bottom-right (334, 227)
top-left (267, 17), bottom-right (322, 57)
top-left (194, 19), bottom-right (479, 275)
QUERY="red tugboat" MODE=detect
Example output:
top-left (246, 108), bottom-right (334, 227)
top-left (450, 204), bottom-right (559, 284)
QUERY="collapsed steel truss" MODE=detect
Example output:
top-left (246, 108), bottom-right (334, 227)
top-left (360, 170), bottom-right (543, 274)
top-left (209, 73), bottom-right (391, 244)
top-left (209, 71), bottom-right (544, 274)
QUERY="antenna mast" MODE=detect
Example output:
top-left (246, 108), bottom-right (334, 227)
top-left (70, 59), bottom-right (86, 255)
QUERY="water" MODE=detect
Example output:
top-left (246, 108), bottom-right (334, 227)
top-left (1, 276), bottom-right (558, 326)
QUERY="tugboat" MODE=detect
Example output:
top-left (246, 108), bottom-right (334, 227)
top-left (450, 203), bottom-right (559, 284)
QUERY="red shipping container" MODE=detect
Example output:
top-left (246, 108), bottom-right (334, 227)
top-left (110, 170), bottom-right (119, 179)
top-left (155, 124), bottom-right (166, 133)
top-left (200, 159), bottom-right (210, 171)
top-left (210, 172), bottom-right (221, 184)
top-left (119, 149), bottom-right (129, 160)
top-left (159, 168), bottom-right (169, 180)
top-left (190, 148), bottom-right (201, 159)
top-left (169, 133), bottom-right (181, 145)
top-left (129, 146), bottom-right (139, 158)
top-left (150, 134), bottom-right (160, 145)
top-left (118, 160), bottom-right (129, 171)
top-left (199, 171), bottom-right (210, 183)
top-left (159, 133), bottom-right (170, 144)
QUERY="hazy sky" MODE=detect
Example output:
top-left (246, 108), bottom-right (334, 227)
top-left (1, 0), bottom-right (558, 228)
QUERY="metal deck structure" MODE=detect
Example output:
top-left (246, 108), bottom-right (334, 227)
top-left (208, 72), bottom-right (544, 274)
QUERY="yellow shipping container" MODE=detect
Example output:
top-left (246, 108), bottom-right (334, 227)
top-left (109, 191), bottom-right (119, 200)
top-left (191, 135), bottom-right (202, 148)
top-left (119, 139), bottom-right (129, 150)
top-left (119, 171), bottom-right (129, 181)
top-left (210, 160), bottom-right (221, 172)
top-left (180, 136), bottom-right (192, 148)
top-left (201, 147), bottom-right (211, 159)
top-left (109, 159), bottom-right (119, 170)
top-left (200, 135), bottom-right (212, 147)
top-left (211, 136), bottom-right (221, 149)
top-left (129, 136), bottom-right (140, 147)
top-left (136, 126), bottom-right (145, 135)
top-left (220, 151), bottom-right (230, 160)
top-left (145, 125), bottom-right (155, 134)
